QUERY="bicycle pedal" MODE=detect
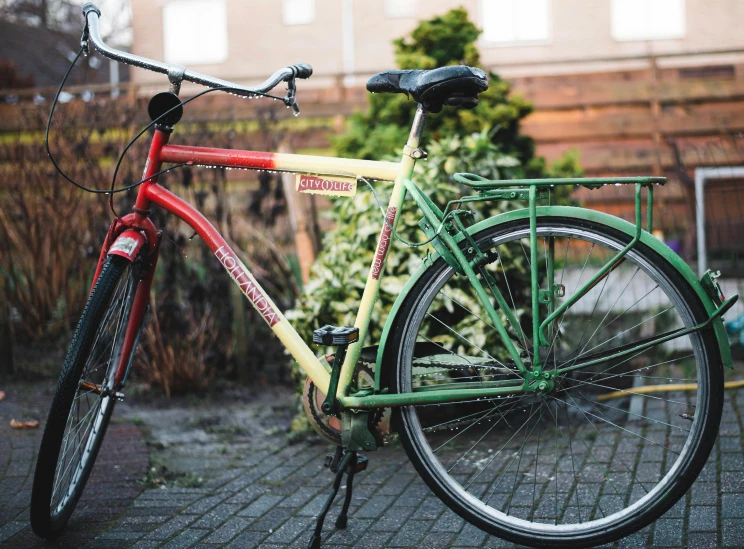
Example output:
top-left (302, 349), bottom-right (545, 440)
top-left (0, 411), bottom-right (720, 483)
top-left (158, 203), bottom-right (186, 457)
top-left (323, 453), bottom-right (335, 468)
top-left (313, 325), bottom-right (359, 346)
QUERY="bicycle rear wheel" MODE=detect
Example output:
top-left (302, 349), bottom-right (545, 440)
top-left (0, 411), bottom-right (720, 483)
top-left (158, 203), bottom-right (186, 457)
top-left (388, 217), bottom-right (722, 548)
top-left (31, 255), bottom-right (139, 539)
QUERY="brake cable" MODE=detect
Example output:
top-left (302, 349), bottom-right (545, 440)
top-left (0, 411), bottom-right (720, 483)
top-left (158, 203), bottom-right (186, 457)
top-left (46, 39), bottom-right (297, 216)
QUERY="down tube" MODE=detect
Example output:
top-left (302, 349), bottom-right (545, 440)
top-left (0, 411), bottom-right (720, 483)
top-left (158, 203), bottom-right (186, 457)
top-left (144, 184), bottom-right (331, 394)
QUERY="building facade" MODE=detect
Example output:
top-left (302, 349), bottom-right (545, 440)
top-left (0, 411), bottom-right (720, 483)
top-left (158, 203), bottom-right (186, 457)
top-left (129, 0), bottom-right (744, 85)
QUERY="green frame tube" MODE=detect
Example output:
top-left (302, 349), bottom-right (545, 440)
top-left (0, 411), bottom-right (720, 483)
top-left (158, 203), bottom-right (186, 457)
top-left (371, 187), bottom-right (735, 406)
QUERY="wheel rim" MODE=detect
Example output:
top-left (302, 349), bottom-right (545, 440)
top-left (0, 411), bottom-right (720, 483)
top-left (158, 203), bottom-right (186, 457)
top-left (50, 264), bottom-right (136, 516)
top-left (398, 222), bottom-right (710, 536)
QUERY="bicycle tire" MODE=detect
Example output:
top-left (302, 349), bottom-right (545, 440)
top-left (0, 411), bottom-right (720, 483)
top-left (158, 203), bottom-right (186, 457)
top-left (387, 217), bottom-right (722, 548)
top-left (31, 254), bottom-right (139, 539)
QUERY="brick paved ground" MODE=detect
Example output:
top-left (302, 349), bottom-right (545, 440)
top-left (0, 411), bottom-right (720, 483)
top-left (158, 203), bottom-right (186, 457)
top-left (2, 378), bottom-right (744, 549)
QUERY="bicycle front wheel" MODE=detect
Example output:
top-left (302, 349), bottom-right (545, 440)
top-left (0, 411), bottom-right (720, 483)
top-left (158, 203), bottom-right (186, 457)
top-left (388, 217), bottom-right (722, 548)
top-left (31, 255), bottom-right (139, 539)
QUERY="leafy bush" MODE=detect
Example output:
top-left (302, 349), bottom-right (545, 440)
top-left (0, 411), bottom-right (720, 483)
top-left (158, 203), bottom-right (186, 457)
top-left (1, 100), bottom-right (298, 387)
top-left (0, 104), bottom-right (128, 343)
top-left (288, 8), bottom-right (582, 376)
top-left (333, 7), bottom-right (541, 177)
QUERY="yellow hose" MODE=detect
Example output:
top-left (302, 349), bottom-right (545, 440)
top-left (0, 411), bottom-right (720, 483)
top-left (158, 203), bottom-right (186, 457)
top-left (595, 379), bottom-right (744, 402)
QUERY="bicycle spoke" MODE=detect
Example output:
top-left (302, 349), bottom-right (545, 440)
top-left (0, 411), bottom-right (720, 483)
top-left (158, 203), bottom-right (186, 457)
top-left (426, 313), bottom-right (506, 367)
top-left (469, 400), bottom-right (545, 491)
top-left (564, 377), bottom-right (691, 409)
top-left (400, 221), bottom-right (714, 535)
top-left (495, 251), bottom-right (530, 351)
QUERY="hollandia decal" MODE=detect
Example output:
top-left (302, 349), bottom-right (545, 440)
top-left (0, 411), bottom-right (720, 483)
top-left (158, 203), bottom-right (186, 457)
top-left (215, 246), bottom-right (279, 326)
top-left (371, 207), bottom-right (396, 280)
top-left (296, 174), bottom-right (357, 197)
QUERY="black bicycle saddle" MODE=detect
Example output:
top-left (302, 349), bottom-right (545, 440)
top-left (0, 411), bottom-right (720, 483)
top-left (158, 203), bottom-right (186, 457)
top-left (366, 65), bottom-right (488, 112)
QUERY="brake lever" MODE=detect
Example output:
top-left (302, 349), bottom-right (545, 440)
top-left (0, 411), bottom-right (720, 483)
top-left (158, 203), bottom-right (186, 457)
top-left (285, 77), bottom-right (300, 116)
top-left (80, 22), bottom-right (90, 57)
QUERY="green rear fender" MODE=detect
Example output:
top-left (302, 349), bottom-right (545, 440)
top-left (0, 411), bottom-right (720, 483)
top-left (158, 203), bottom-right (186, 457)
top-left (374, 206), bottom-right (733, 392)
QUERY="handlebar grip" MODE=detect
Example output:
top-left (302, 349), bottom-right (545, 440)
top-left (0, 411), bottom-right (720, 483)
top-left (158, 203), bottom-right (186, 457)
top-left (82, 2), bottom-right (101, 17)
top-left (292, 63), bottom-right (313, 79)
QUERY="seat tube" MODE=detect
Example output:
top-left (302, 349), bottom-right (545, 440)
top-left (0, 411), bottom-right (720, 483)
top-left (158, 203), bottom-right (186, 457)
top-left (337, 105), bottom-right (428, 396)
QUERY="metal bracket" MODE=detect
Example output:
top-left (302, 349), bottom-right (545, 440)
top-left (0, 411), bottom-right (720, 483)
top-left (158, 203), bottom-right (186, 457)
top-left (167, 65), bottom-right (186, 95)
top-left (418, 217), bottom-right (462, 275)
top-left (403, 145), bottom-right (427, 160)
top-left (538, 289), bottom-right (552, 304)
top-left (701, 269), bottom-right (725, 307)
top-left (341, 411), bottom-right (377, 452)
top-left (540, 284), bottom-right (565, 303)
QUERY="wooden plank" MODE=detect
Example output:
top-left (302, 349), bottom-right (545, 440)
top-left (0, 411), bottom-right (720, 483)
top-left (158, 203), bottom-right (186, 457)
top-left (512, 77), bottom-right (744, 110)
top-left (522, 104), bottom-right (744, 142)
top-left (537, 136), bottom-right (744, 172)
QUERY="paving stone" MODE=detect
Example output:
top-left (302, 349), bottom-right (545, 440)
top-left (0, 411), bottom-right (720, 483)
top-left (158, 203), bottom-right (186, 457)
top-left (237, 494), bottom-right (285, 517)
top-left (224, 529), bottom-right (268, 549)
top-left (720, 471), bottom-right (744, 493)
top-left (146, 514), bottom-right (199, 540)
top-left (689, 505), bottom-right (718, 532)
top-left (431, 509), bottom-right (465, 532)
top-left (202, 516), bottom-right (253, 544)
top-left (95, 529), bottom-right (145, 540)
top-left (721, 493), bottom-right (744, 517)
top-left (159, 528), bottom-right (209, 549)
top-left (0, 521), bottom-right (26, 542)
top-left (190, 503), bottom-right (243, 528)
top-left (368, 505), bottom-right (416, 531)
top-left (455, 523), bottom-right (489, 546)
top-left (721, 453), bottom-right (744, 471)
top-left (5, 381), bottom-right (744, 549)
top-left (420, 531), bottom-right (456, 548)
top-left (386, 519), bottom-right (428, 547)
top-left (723, 518), bottom-right (744, 547)
top-left (653, 519), bottom-right (683, 546)
top-left (244, 507), bottom-right (293, 533)
top-left (127, 542), bottom-right (161, 549)
top-left (691, 482), bottom-right (719, 504)
top-left (181, 494), bottom-right (228, 515)
top-left (276, 486), bottom-right (320, 509)
top-left (325, 517), bottom-right (374, 545)
top-left (688, 532), bottom-right (718, 549)
top-left (617, 531), bottom-right (651, 549)
top-left (353, 530), bottom-right (395, 548)
top-left (355, 495), bottom-right (396, 518)
top-left (263, 516), bottom-right (314, 544)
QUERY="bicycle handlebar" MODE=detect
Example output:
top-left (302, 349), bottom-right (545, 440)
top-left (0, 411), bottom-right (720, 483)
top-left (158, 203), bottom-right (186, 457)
top-left (81, 2), bottom-right (312, 97)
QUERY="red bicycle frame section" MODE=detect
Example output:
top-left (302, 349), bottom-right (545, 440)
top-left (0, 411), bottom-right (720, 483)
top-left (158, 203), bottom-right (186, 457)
top-left (96, 126), bottom-right (415, 396)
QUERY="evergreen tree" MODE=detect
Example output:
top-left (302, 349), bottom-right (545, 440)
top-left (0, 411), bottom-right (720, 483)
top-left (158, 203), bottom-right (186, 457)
top-left (288, 8), bottom-right (580, 358)
top-left (333, 7), bottom-right (548, 178)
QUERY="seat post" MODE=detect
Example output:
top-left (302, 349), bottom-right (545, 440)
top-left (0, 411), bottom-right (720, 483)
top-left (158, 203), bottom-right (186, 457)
top-left (409, 104), bottom-right (428, 143)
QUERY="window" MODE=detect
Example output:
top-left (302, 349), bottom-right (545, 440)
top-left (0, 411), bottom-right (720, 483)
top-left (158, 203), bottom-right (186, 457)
top-left (283, 0), bottom-right (315, 25)
top-left (481, 0), bottom-right (550, 44)
top-left (611, 0), bottom-right (685, 41)
top-left (385, 0), bottom-right (417, 18)
top-left (163, 0), bottom-right (228, 65)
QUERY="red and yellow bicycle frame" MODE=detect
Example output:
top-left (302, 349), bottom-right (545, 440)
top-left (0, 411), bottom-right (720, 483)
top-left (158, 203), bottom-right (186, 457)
top-left (98, 110), bottom-right (426, 402)
top-left (95, 103), bottom-right (736, 412)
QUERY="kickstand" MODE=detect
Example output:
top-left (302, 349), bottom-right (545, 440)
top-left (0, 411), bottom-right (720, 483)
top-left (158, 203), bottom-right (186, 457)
top-left (307, 449), bottom-right (367, 549)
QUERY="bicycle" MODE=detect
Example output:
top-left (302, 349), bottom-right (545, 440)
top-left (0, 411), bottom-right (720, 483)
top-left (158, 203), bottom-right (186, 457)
top-left (30, 4), bottom-right (739, 548)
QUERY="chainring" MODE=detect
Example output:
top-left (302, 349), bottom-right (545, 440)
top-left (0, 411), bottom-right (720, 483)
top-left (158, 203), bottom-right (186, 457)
top-left (302, 358), bottom-right (391, 446)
